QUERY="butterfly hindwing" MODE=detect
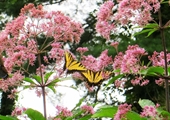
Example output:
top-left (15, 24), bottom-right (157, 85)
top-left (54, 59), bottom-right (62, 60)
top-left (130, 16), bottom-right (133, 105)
top-left (64, 51), bottom-right (87, 73)
top-left (81, 70), bottom-right (104, 86)
top-left (81, 70), bottom-right (113, 86)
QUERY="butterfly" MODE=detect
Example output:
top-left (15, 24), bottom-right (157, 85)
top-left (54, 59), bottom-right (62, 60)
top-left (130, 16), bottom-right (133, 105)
top-left (0, 55), bottom-right (8, 79)
top-left (80, 70), bottom-right (112, 86)
top-left (63, 51), bottom-right (87, 74)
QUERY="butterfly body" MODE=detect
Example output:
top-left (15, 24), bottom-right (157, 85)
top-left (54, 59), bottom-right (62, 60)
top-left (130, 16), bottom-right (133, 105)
top-left (64, 51), bottom-right (87, 74)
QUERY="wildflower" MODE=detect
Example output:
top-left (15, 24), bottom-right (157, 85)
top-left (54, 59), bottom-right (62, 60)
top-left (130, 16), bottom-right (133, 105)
top-left (81, 105), bottom-right (95, 114)
top-left (56, 105), bottom-right (73, 117)
top-left (140, 105), bottom-right (158, 118)
top-left (114, 103), bottom-right (131, 120)
top-left (111, 42), bottom-right (119, 52)
top-left (155, 78), bottom-right (164, 86)
top-left (96, 1), bottom-right (115, 40)
top-left (76, 47), bottom-right (89, 54)
top-left (11, 107), bottom-right (26, 116)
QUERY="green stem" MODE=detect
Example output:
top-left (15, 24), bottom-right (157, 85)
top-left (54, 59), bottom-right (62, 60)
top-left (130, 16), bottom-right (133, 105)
top-left (37, 53), bottom-right (47, 119)
top-left (158, 8), bottom-right (170, 112)
top-left (42, 86), bottom-right (47, 120)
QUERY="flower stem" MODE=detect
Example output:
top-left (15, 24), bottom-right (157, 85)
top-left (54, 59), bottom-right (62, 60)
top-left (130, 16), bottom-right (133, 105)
top-left (37, 53), bottom-right (47, 119)
top-left (42, 86), bottom-right (47, 120)
top-left (158, 8), bottom-right (170, 112)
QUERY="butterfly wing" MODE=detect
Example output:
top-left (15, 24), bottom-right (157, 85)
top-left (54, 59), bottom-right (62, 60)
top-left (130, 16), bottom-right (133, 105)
top-left (81, 70), bottom-right (104, 86)
top-left (64, 51), bottom-right (87, 73)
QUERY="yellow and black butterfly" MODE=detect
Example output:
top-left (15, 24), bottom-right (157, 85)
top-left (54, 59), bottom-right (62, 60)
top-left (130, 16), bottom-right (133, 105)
top-left (80, 70), bottom-right (112, 86)
top-left (64, 51), bottom-right (87, 74)
top-left (0, 55), bottom-right (8, 79)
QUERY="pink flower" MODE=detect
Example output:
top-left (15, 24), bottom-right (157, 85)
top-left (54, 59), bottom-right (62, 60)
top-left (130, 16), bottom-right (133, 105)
top-left (81, 55), bottom-right (98, 71)
top-left (115, 0), bottom-right (160, 26)
top-left (11, 107), bottom-right (27, 116)
top-left (113, 45), bottom-right (147, 74)
top-left (115, 79), bottom-right (127, 88)
top-left (155, 78), bottom-right (164, 86)
top-left (0, 3), bottom-right (84, 91)
top-left (81, 105), bottom-right (95, 114)
top-left (81, 50), bottom-right (112, 72)
top-left (148, 51), bottom-right (170, 67)
top-left (8, 88), bottom-right (18, 99)
top-left (96, 0), bottom-right (160, 39)
top-left (131, 77), bottom-right (149, 86)
top-left (111, 42), bottom-right (119, 50)
top-left (56, 105), bottom-right (73, 117)
top-left (140, 105), bottom-right (158, 118)
top-left (97, 50), bottom-right (113, 70)
top-left (96, 1), bottom-right (115, 40)
top-left (76, 47), bottom-right (89, 54)
top-left (114, 103), bottom-right (131, 120)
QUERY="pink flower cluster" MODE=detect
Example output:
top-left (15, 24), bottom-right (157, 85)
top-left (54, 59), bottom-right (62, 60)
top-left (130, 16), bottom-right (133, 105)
top-left (96, 0), bottom-right (160, 39)
top-left (55, 105), bottom-right (73, 117)
top-left (115, 0), bottom-right (160, 26)
top-left (11, 107), bottom-right (26, 116)
top-left (0, 72), bottom-right (24, 92)
top-left (113, 45), bottom-right (149, 86)
top-left (149, 51), bottom-right (170, 67)
top-left (76, 47), bottom-right (89, 55)
top-left (81, 105), bottom-right (95, 114)
top-left (0, 3), bottom-right (84, 91)
top-left (81, 50), bottom-right (113, 72)
top-left (113, 45), bottom-right (147, 74)
top-left (140, 105), bottom-right (160, 119)
top-left (114, 103), bottom-right (131, 120)
top-left (96, 1), bottom-right (115, 40)
top-left (131, 76), bottom-right (149, 86)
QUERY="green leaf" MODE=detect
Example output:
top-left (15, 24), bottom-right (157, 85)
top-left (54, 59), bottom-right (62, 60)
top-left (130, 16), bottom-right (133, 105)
top-left (92, 105), bottom-right (146, 120)
top-left (147, 29), bottom-right (157, 37)
top-left (105, 74), bottom-right (124, 88)
top-left (126, 111), bottom-right (147, 120)
top-left (47, 85), bottom-right (56, 93)
top-left (134, 23), bottom-right (159, 37)
top-left (157, 108), bottom-right (170, 118)
top-left (23, 85), bottom-right (33, 89)
top-left (79, 114), bottom-right (92, 120)
top-left (24, 108), bottom-right (45, 120)
top-left (134, 29), bottom-right (154, 36)
top-left (32, 75), bottom-right (42, 84)
top-left (92, 106), bottom-right (118, 118)
top-left (46, 78), bottom-right (60, 86)
top-left (0, 115), bottom-right (18, 120)
top-left (44, 72), bottom-right (53, 84)
top-left (138, 99), bottom-right (155, 108)
top-left (141, 66), bottom-right (164, 76)
top-left (144, 23), bottom-right (159, 28)
top-left (72, 97), bottom-right (85, 111)
top-left (23, 77), bottom-right (36, 84)
top-left (65, 109), bottom-right (84, 120)
top-left (168, 67), bottom-right (170, 76)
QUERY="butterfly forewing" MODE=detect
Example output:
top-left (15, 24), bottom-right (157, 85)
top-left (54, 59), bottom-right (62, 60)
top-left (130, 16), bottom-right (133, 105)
top-left (64, 51), bottom-right (87, 73)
